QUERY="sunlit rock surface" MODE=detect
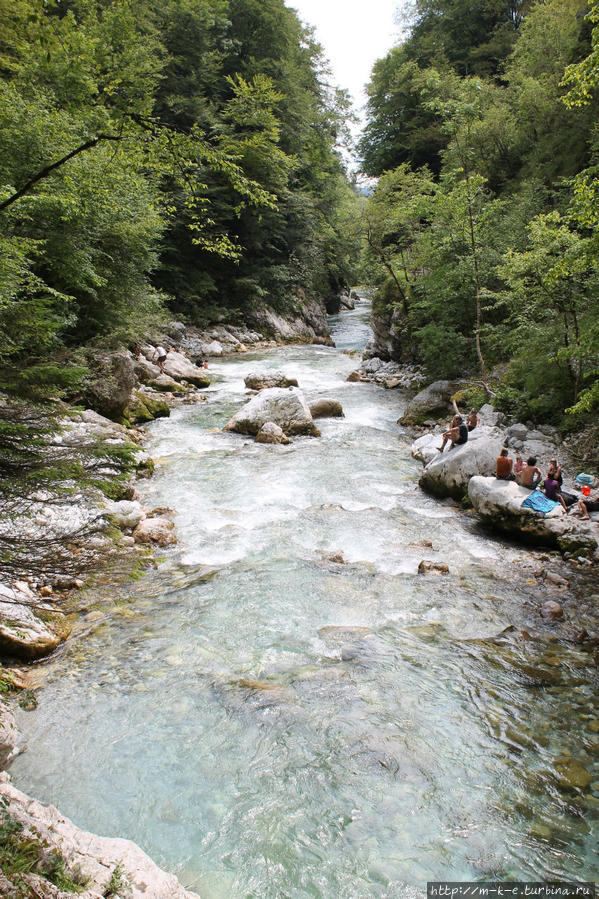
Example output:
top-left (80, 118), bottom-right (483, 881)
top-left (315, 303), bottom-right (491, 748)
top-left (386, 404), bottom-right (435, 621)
top-left (224, 386), bottom-right (320, 437)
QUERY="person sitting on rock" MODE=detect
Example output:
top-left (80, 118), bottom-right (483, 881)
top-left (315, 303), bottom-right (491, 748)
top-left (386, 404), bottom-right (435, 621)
top-left (547, 458), bottom-right (563, 487)
top-left (495, 448), bottom-right (514, 480)
top-left (543, 474), bottom-right (569, 513)
top-left (513, 456), bottom-right (524, 478)
top-left (572, 491), bottom-right (599, 520)
top-left (437, 415), bottom-right (469, 453)
top-left (153, 345), bottom-right (168, 373)
top-left (467, 409), bottom-right (479, 432)
top-left (517, 456), bottom-right (542, 489)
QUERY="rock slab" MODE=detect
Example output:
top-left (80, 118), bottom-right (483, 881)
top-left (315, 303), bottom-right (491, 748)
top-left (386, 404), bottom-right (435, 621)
top-left (418, 428), bottom-right (505, 499)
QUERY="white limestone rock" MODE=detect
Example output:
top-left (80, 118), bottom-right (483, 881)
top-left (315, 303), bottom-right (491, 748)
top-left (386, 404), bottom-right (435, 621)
top-left (224, 387), bottom-right (320, 437)
top-left (0, 775), bottom-right (200, 898)
top-left (162, 351), bottom-right (211, 387)
top-left (0, 702), bottom-right (19, 769)
top-left (418, 427), bottom-right (506, 498)
top-left (468, 476), bottom-right (598, 556)
top-left (244, 371), bottom-right (299, 391)
top-left (104, 500), bottom-right (146, 530)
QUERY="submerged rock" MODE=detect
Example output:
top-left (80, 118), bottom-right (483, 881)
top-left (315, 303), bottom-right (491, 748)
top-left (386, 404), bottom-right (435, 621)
top-left (309, 399), bottom-right (344, 419)
top-left (541, 601), bottom-right (564, 621)
top-left (244, 371), bottom-right (298, 390)
top-left (418, 560), bottom-right (449, 575)
top-left (224, 387), bottom-right (320, 437)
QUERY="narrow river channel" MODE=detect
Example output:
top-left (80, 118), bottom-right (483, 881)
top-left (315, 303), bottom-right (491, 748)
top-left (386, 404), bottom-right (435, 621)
top-left (11, 302), bottom-right (599, 896)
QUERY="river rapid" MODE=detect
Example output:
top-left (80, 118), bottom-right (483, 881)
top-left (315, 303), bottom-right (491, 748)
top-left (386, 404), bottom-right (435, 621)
top-left (11, 302), bottom-right (599, 896)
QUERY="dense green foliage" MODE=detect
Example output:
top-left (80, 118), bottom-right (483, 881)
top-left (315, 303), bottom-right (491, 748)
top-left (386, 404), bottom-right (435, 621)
top-left (360, 0), bottom-right (599, 424)
top-left (0, 0), bottom-right (359, 397)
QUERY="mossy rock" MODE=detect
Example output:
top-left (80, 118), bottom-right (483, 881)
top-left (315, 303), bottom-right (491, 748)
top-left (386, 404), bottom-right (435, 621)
top-left (123, 391), bottom-right (170, 425)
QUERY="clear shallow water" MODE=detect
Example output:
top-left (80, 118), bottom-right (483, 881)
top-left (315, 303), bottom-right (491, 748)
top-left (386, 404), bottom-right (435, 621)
top-left (11, 301), bottom-right (599, 896)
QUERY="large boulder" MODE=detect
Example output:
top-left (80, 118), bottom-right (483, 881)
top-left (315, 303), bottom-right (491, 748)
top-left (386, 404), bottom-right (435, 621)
top-left (123, 390), bottom-right (170, 425)
top-left (244, 371), bottom-right (298, 391)
top-left (133, 356), bottom-right (161, 384)
top-left (400, 380), bottom-right (465, 425)
top-left (162, 351), bottom-right (211, 387)
top-left (309, 399), bottom-right (344, 419)
top-left (0, 774), bottom-right (200, 898)
top-left (468, 476), bottom-right (598, 556)
top-left (83, 351), bottom-right (136, 422)
top-left (224, 387), bottom-right (320, 437)
top-left (418, 427), bottom-right (506, 499)
top-left (363, 303), bottom-right (405, 361)
top-left (0, 583), bottom-right (68, 660)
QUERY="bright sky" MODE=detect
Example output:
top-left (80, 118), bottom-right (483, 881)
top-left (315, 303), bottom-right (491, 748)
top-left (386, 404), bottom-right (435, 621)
top-left (286, 0), bottom-right (407, 125)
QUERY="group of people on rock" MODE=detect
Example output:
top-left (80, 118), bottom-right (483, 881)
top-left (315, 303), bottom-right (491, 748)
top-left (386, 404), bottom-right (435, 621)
top-left (495, 450), bottom-right (598, 518)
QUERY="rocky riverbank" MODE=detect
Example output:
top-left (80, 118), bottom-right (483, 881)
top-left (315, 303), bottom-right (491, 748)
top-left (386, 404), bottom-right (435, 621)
top-left (0, 289), bottom-right (344, 897)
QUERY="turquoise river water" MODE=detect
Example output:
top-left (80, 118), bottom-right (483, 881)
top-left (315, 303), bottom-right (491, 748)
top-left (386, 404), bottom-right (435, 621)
top-left (11, 301), bottom-right (599, 897)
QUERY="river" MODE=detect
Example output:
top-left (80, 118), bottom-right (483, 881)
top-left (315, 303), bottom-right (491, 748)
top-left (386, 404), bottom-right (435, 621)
top-left (11, 301), bottom-right (599, 896)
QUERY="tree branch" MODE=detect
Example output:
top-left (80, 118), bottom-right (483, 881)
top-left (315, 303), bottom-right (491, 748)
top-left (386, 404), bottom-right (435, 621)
top-left (0, 133), bottom-right (121, 213)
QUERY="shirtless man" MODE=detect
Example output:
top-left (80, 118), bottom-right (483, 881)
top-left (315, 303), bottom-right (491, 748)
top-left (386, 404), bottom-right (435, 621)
top-left (517, 456), bottom-right (542, 489)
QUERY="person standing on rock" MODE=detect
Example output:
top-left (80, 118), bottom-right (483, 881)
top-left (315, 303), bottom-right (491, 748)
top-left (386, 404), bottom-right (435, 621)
top-left (437, 415), bottom-right (468, 452)
top-left (153, 345), bottom-right (168, 373)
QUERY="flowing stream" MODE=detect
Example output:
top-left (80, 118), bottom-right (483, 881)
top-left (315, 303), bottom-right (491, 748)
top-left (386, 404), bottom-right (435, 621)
top-left (11, 302), bottom-right (599, 896)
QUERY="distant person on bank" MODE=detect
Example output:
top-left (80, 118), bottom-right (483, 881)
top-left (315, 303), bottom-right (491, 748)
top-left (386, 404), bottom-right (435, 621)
top-left (437, 415), bottom-right (469, 453)
top-left (495, 448), bottom-right (514, 480)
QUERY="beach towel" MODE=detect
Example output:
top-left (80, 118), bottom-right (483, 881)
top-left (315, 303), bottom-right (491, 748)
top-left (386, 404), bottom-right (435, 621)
top-left (521, 492), bottom-right (559, 515)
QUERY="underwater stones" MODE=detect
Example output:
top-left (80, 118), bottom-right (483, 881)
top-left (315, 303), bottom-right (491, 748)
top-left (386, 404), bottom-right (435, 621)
top-left (552, 757), bottom-right (593, 791)
top-left (255, 422), bottom-right (291, 445)
top-left (133, 517), bottom-right (176, 547)
top-left (224, 387), bottom-right (320, 438)
top-left (318, 625), bottom-right (373, 642)
top-left (244, 371), bottom-right (299, 390)
top-left (0, 583), bottom-right (67, 660)
top-left (309, 399), bottom-right (344, 419)
top-left (541, 600), bottom-right (564, 621)
top-left (417, 560), bottom-right (449, 575)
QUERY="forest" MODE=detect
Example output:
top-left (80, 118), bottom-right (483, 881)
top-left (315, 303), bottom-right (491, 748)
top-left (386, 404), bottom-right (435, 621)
top-left (2, 0), bottom-right (599, 432)
top-left (0, 0), bottom-right (359, 401)
top-left (359, 0), bottom-right (599, 430)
